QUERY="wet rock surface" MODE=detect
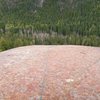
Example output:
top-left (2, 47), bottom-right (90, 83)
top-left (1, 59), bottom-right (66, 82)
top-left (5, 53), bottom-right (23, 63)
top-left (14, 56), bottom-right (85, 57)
top-left (0, 45), bottom-right (100, 100)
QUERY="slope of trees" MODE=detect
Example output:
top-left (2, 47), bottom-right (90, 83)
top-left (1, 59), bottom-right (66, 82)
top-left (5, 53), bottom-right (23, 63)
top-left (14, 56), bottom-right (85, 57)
top-left (0, 0), bottom-right (100, 51)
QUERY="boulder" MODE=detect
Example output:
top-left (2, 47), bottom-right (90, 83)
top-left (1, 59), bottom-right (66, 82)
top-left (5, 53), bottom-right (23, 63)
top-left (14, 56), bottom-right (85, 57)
top-left (0, 45), bottom-right (100, 100)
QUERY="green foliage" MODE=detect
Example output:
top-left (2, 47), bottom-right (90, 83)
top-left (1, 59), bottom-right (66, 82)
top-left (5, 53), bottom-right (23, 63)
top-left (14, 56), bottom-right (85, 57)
top-left (0, 0), bottom-right (100, 51)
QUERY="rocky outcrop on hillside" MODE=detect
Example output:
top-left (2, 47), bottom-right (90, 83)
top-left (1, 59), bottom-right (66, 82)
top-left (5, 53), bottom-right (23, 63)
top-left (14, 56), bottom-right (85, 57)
top-left (1, 0), bottom-right (45, 9)
top-left (0, 45), bottom-right (100, 99)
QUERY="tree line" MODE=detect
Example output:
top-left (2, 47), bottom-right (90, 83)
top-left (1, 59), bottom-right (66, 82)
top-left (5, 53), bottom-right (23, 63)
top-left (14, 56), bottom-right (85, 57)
top-left (0, 0), bottom-right (100, 51)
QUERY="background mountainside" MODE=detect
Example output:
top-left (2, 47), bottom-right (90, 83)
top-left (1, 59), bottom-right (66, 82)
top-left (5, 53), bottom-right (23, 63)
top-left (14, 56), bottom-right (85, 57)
top-left (0, 0), bottom-right (100, 51)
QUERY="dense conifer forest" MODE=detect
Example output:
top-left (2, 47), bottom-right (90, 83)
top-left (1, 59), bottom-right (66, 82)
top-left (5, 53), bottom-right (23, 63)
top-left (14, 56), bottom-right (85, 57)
top-left (0, 0), bottom-right (100, 51)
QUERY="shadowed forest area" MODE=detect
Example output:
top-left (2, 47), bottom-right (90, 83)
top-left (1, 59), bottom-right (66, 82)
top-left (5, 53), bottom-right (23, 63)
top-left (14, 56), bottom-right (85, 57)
top-left (0, 0), bottom-right (100, 51)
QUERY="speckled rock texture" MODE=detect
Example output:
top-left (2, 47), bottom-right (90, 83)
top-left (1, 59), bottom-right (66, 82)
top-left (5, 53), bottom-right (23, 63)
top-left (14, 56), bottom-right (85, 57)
top-left (0, 45), bottom-right (100, 100)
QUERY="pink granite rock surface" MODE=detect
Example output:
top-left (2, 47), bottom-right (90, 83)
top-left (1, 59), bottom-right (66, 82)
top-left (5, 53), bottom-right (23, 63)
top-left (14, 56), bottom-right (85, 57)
top-left (0, 45), bottom-right (100, 100)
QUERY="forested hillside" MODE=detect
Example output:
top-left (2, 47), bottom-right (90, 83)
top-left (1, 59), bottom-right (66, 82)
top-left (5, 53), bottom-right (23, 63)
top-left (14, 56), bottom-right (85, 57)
top-left (0, 0), bottom-right (100, 51)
